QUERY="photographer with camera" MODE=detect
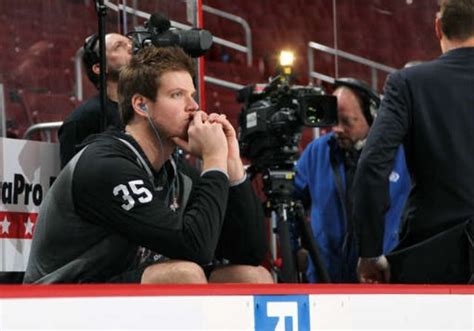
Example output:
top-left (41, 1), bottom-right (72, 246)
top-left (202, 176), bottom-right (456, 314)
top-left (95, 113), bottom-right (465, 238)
top-left (294, 78), bottom-right (410, 283)
top-left (24, 46), bottom-right (272, 284)
top-left (58, 14), bottom-right (212, 169)
top-left (58, 32), bottom-right (132, 168)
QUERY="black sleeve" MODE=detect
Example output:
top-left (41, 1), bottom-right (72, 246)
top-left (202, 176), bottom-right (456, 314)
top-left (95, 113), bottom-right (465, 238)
top-left (353, 71), bottom-right (410, 257)
top-left (74, 148), bottom-right (230, 265)
top-left (215, 177), bottom-right (268, 266)
top-left (58, 109), bottom-right (101, 168)
top-left (58, 120), bottom-right (79, 168)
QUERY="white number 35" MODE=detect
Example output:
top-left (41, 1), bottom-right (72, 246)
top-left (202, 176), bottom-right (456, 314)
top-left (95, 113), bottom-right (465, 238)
top-left (113, 180), bottom-right (153, 211)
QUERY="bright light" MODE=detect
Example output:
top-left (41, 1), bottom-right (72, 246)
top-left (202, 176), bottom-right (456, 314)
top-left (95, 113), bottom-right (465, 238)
top-left (279, 50), bottom-right (294, 67)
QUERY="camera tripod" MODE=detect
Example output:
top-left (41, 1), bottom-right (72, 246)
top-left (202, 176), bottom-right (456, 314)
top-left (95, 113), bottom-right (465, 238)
top-left (255, 167), bottom-right (331, 283)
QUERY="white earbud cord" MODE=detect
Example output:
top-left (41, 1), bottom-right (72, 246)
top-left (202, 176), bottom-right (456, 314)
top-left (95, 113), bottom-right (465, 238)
top-left (146, 114), bottom-right (179, 205)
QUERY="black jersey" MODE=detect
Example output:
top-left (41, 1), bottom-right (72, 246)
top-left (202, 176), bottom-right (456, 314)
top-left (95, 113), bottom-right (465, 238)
top-left (58, 95), bottom-right (122, 168)
top-left (24, 130), bottom-right (266, 283)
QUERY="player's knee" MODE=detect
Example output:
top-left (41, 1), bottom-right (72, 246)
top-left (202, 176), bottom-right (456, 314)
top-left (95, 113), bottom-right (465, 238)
top-left (210, 265), bottom-right (274, 283)
top-left (173, 261), bottom-right (207, 283)
top-left (245, 266), bottom-right (274, 283)
top-left (141, 260), bottom-right (207, 284)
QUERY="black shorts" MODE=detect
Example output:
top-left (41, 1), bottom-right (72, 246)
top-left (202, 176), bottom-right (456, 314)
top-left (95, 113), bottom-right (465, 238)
top-left (107, 263), bottom-right (151, 283)
top-left (106, 258), bottom-right (227, 283)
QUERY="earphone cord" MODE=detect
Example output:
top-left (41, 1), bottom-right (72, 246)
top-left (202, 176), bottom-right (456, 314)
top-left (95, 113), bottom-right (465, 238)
top-left (146, 114), bottom-right (168, 184)
top-left (146, 114), bottom-right (178, 204)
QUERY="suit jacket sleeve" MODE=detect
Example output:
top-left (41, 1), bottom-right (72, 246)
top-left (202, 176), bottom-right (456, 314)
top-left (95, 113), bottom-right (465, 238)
top-left (353, 71), bottom-right (411, 257)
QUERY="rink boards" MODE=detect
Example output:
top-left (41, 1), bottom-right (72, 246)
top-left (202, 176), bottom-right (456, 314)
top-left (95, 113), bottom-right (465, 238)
top-left (1, 284), bottom-right (473, 330)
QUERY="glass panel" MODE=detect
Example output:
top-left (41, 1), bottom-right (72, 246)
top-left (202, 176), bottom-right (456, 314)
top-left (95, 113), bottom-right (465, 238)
top-left (333, 0), bottom-right (439, 92)
top-left (0, 0), bottom-right (198, 140)
top-left (0, 0), bottom-right (442, 139)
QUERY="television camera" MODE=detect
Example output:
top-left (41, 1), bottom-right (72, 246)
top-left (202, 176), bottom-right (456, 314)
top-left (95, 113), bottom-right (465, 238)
top-left (127, 13), bottom-right (213, 57)
top-left (237, 72), bottom-right (336, 283)
top-left (238, 75), bottom-right (337, 169)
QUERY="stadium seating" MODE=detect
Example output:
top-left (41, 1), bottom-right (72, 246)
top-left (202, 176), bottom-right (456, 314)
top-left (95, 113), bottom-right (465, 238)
top-left (1, 0), bottom-right (438, 142)
top-left (19, 90), bottom-right (78, 122)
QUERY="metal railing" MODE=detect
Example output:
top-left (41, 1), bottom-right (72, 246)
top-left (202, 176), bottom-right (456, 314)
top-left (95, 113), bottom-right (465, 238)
top-left (308, 41), bottom-right (396, 91)
top-left (74, 48), bottom-right (86, 102)
top-left (23, 121), bottom-right (62, 141)
top-left (110, 2), bottom-right (253, 66)
top-left (202, 5), bottom-right (252, 66)
top-left (74, 2), bottom-right (252, 101)
top-left (0, 84), bottom-right (5, 137)
top-left (204, 76), bottom-right (244, 91)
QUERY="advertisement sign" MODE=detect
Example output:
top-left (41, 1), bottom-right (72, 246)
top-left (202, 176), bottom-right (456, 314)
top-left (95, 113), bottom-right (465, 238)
top-left (254, 295), bottom-right (310, 330)
top-left (0, 285), bottom-right (473, 330)
top-left (0, 138), bottom-right (60, 272)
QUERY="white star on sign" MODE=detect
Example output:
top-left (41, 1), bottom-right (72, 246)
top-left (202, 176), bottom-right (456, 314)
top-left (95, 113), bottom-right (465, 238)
top-left (25, 217), bottom-right (35, 236)
top-left (1, 216), bottom-right (10, 234)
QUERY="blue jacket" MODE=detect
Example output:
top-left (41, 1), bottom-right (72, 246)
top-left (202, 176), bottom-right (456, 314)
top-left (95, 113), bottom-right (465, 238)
top-left (294, 132), bottom-right (410, 283)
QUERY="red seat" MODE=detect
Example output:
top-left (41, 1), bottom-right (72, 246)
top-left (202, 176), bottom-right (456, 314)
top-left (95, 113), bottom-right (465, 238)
top-left (19, 90), bottom-right (79, 124)
top-left (4, 97), bottom-right (30, 139)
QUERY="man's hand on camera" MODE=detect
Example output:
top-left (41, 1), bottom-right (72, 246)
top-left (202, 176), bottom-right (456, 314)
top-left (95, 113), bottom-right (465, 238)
top-left (207, 113), bottom-right (245, 184)
top-left (357, 255), bottom-right (391, 284)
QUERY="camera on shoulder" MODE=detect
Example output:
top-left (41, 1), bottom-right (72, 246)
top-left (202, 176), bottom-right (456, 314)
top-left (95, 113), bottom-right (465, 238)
top-left (127, 12), bottom-right (213, 57)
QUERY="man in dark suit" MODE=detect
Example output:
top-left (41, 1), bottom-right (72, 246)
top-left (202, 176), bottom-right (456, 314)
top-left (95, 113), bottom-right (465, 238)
top-left (353, 0), bottom-right (474, 284)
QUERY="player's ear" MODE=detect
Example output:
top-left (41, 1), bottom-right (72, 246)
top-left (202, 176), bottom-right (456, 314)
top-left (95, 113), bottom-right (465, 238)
top-left (131, 94), bottom-right (148, 117)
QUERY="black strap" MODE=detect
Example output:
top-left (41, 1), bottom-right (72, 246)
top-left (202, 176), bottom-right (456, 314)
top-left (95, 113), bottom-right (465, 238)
top-left (329, 140), bottom-right (353, 273)
top-left (466, 220), bottom-right (474, 284)
top-left (329, 139), bottom-right (348, 224)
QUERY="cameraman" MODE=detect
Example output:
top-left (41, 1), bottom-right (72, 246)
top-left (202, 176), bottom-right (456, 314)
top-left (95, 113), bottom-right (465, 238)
top-left (24, 46), bottom-right (272, 284)
top-left (294, 78), bottom-right (410, 283)
top-left (58, 32), bottom-right (132, 168)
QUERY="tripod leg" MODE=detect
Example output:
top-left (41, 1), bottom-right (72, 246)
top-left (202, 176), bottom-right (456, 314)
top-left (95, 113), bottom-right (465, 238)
top-left (297, 205), bottom-right (331, 283)
top-left (269, 212), bottom-right (279, 282)
top-left (276, 210), bottom-right (298, 283)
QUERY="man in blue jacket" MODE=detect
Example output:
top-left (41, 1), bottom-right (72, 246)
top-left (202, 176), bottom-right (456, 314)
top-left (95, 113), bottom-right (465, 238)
top-left (294, 78), bottom-right (410, 283)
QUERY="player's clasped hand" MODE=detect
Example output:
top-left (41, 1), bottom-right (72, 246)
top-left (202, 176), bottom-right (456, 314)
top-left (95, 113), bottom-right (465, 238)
top-left (206, 112), bottom-right (245, 182)
top-left (174, 111), bottom-right (228, 160)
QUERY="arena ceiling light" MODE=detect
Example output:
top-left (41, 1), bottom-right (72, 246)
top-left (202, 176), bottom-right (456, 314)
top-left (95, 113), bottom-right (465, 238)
top-left (279, 50), bottom-right (295, 67)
